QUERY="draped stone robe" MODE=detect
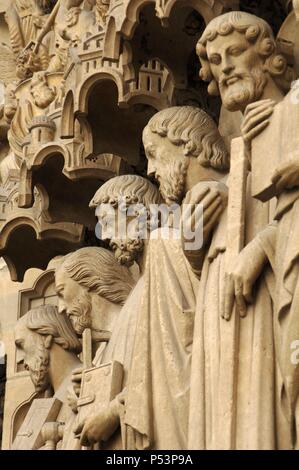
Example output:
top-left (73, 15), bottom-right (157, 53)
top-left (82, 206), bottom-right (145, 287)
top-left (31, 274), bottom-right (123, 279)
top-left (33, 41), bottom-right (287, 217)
top-left (264, 190), bottom-right (299, 449)
top-left (124, 228), bottom-right (199, 450)
top-left (92, 276), bottom-right (145, 450)
top-left (188, 175), bottom-right (277, 450)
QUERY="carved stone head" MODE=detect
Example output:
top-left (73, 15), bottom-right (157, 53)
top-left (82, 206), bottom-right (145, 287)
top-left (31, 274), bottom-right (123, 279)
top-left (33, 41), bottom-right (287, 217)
top-left (3, 83), bottom-right (17, 124)
top-left (14, 305), bottom-right (81, 392)
top-left (55, 247), bottom-right (135, 334)
top-left (197, 12), bottom-right (292, 111)
top-left (142, 106), bottom-right (229, 204)
top-left (30, 72), bottom-right (56, 109)
top-left (90, 175), bottom-right (162, 267)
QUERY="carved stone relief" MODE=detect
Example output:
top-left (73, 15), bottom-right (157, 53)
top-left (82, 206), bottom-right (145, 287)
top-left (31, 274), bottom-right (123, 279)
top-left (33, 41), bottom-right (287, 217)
top-left (1, 0), bottom-right (299, 452)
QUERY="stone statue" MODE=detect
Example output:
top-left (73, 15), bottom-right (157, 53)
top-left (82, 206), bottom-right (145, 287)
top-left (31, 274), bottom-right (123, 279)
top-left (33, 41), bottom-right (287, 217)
top-left (122, 106), bottom-right (228, 450)
top-left (5, 1), bottom-right (54, 78)
top-left (95, 0), bottom-right (109, 27)
top-left (14, 305), bottom-right (82, 449)
top-left (15, 304), bottom-right (81, 395)
top-left (46, 0), bottom-right (96, 73)
top-left (90, 174), bottom-right (162, 270)
top-left (73, 175), bottom-right (161, 448)
top-left (197, 10), bottom-right (299, 449)
top-left (55, 246), bottom-right (136, 449)
top-left (29, 71), bottom-right (56, 109)
top-left (55, 246), bottom-right (135, 344)
top-left (6, 71), bottom-right (57, 163)
top-left (5, 1), bottom-right (54, 56)
top-left (2, 0), bottom-right (299, 452)
top-left (6, 0), bottom-right (97, 78)
top-left (188, 11), bottom-right (292, 449)
top-left (0, 83), bottom-right (20, 184)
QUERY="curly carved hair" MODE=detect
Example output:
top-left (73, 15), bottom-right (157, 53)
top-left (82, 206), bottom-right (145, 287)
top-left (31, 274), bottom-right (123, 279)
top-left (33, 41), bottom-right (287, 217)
top-left (144, 106), bottom-right (229, 171)
top-left (25, 305), bottom-right (82, 353)
top-left (57, 247), bottom-right (135, 306)
top-left (197, 11), bottom-right (294, 97)
top-left (89, 174), bottom-right (162, 209)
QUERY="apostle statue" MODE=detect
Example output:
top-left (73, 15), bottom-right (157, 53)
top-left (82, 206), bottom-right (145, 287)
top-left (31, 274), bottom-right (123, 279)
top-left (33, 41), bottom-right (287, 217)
top-left (73, 175), bottom-right (162, 448)
top-left (123, 106), bottom-right (228, 449)
top-left (14, 304), bottom-right (82, 449)
top-left (189, 10), bottom-right (293, 449)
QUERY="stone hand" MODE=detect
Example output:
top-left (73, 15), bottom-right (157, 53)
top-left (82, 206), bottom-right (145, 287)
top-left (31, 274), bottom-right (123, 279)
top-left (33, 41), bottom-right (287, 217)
top-left (223, 239), bottom-right (267, 321)
top-left (182, 181), bottom-right (228, 250)
top-left (241, 99), bottom-right (275, 150)
top-left (271, 157), bottom-right (299, 192)
top-left (71, 366), bottom-right (83, 398)
top-left (66, 385), bottom-right (78, 414)
top-left (74, 400), bottom-right (120, 446)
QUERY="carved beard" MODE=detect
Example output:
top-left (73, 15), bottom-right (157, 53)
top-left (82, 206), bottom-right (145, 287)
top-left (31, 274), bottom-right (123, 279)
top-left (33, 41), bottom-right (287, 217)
top-left (219, 67), bottom-right (267, 112)
top-left (67, 290), bottom-right (92, 335)
top-left (158, 158), bottom-right (189, 205)
top-left (28, 343), bottom-right (50, 393)
top-left (110, 238), bottom-right (144, 267)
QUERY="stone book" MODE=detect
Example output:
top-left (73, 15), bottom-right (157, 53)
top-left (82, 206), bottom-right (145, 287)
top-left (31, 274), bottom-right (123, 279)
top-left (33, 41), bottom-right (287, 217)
top-left (251, 88), bottom-right (299, 202)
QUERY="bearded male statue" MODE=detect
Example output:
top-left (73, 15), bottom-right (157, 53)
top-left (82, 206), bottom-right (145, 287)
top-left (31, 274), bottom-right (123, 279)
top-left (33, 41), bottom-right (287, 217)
top-left (198, 9), bottom-right (299, 449)
top-left (14, 304), bottom-right (82, 449)
top-left (56, 246), bottom-right (135, 346)
top-left (122, 106), bottom-right (229, 450)
top-left (186, 11), bottom-right (294, 449)
top-left (73, 175), bottom-right (162, 448)
top-left (55, 245), bottom-right (137, 449)
top-left (15, 304), bottom-right (81, 395)
top-left (5, 1), bottom-right (55, 57)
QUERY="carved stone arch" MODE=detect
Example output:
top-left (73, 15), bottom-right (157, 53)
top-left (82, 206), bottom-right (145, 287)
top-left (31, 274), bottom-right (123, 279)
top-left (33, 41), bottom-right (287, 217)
top-left (155, 0), bottom-right (220, 26)
top-left (125, 92), bottom-right (169, 109)
top-left (0, 217), bottom-right (40, 281)
top-left (10, 392), bottom-right (39, 448)
top-left (30, 143), bottom-right (70, 170)
top-left (4, 186), bottom-right (20, 214)
top-left (18, 144), bottom-right (70, 208)
top-left (0, 175), bottom-right (84, 282)
top-left (0, 216), bottom-right (84, 282)
top-left (122, 0), bottom-right (155, 37)
top-left (107, 0), bottom-right (228, 45)
top-left (18, 269), bottom-right (57, 319)
top-left (103, 16), bottom-right (121, 59)
top-left (85, 77), bottom-right (157, 166)
top-left (122, 2), bottom-right (222, 115)
top-left (17, 137), bottom-right (130, 237)
top-left (1, 217), bottom-right (40, 250)
top-left (74, 113), bottom-right (93, 157)
top-left (77, 70), bottom-right (126, 114)
top-left (61, 91), bottom-right (75, 139)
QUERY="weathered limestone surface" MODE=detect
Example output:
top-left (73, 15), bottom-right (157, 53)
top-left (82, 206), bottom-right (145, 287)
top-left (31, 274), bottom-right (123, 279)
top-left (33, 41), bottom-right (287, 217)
top-left (1, 0), bottom-right (299, 451)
